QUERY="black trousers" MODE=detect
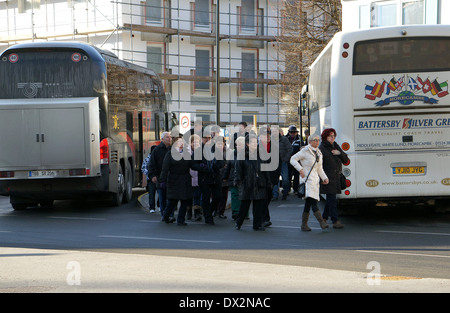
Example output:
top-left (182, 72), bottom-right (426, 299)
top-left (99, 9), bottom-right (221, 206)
top-left (303, 197), bottom-right (319, 213)
top-left (200, 183), bottom-right (222, 223)
top-left (236, 199), bottom-right (265, 229)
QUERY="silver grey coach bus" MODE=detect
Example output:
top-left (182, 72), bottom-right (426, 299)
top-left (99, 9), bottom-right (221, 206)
top-left (0, 42), bottom-right (168, 209)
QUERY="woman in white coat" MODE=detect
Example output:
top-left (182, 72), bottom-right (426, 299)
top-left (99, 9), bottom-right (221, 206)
top-left (290, 134), bottom-right (329, 231)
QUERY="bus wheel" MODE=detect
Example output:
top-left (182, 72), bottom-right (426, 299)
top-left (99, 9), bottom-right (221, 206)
top-left (123, 160), bottom-right (133, 203)
top-left (111, 165), bottom-right (125, 206)
top-left (12, 203), bottom-right (28, 210)
top-left (11, 197), bottom-right (29, 210)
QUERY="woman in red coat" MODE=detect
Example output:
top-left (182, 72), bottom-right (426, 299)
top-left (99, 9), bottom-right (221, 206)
top-left (319, 128), bottom-right (349, 229)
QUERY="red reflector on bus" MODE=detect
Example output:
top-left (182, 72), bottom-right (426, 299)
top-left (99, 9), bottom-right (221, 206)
top-left (342, 142), bottom-right (350, 151)
top-left (344, 190), bottom-right (350, 196)
top-left (0, 171), bottom-right (14, 178)
top-left (100, 138), bottom-right (109, 165)
top-left (343, 42), bottom-right (349, 49)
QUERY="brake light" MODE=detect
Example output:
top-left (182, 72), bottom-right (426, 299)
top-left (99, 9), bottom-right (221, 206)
top-left (100, 138), bottom-right (109, 165)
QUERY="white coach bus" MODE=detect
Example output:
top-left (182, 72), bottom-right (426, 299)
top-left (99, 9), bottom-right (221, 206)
top-left (304, 25), bottom-right (450, 206)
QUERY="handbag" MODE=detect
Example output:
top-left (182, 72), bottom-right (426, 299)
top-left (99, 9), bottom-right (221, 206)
top-left (297, 154), bottom-right (318, 198)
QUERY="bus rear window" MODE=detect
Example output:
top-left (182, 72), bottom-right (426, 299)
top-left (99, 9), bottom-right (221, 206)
top-left (0, 49), bottom-right (99, 99)
top-left (353, 37), bottom-right (450, 75)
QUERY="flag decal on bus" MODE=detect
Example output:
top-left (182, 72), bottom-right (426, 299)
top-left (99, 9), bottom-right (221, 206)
top-left (364, 75), bottom-right (448, 106)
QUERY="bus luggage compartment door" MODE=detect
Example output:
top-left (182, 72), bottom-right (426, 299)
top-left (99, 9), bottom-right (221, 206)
top-left (0, 97), bottom-right (100, 178)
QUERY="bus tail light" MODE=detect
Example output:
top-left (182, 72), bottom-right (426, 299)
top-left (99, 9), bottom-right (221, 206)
top-left (69, 168), bottom-right (90, 176)
top-left (343, 158), bottom-right (350, 166)
top-left (344, 190), bottom-right (350, 196)
top-left (0, 171), bottom-right (14, 178)
top-left (345, 179), bottom-right (351, 188)
top-left (341, 142), bottom-right (350, 151)
top-left (100, 138), bottom-right (109, 165)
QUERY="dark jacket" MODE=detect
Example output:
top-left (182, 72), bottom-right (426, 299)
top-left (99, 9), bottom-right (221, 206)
top-left (319, 141), bottom-right (349, 194)
top-left (191, 143), bottom-right (225, 186)
top-left (148, 141), bottom-right (170, 188)
top-left (279, 134), bottom-right (293, 163)
top-left (159, 149), bottom-right (193, 200)
top-left (234, 150), bottom-right (271, 200)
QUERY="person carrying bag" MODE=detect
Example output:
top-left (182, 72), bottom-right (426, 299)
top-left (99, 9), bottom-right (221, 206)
top-left (290, 134), bottom-right (329, 231)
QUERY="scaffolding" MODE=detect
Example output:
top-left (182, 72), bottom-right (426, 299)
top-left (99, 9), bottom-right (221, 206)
top-left (0, 0), bottom-right (296, 127)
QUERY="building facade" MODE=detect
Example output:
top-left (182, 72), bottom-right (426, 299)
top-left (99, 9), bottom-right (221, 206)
top-left (0, 0), bottom-right (290, 127)
top-left (342, 0), bottom-right (450, 31)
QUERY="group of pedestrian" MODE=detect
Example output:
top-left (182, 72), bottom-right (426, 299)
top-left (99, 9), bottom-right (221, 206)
top-left (142, 122), bottom-right (348, 231)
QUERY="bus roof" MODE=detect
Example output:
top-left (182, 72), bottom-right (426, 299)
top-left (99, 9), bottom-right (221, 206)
top-left (1, 41), bottom-right (160, 78)
top-left (1, 41), bottom-right (114, 62)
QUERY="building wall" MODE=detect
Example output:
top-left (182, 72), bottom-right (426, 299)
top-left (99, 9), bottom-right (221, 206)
top-left (342, 0), bottom-right (450, 31)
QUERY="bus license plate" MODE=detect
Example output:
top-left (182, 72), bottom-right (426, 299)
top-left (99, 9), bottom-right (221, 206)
top-left (392, 166), bottom-right (425, 175)
top-left (29, 170), bottom-right (59, 178)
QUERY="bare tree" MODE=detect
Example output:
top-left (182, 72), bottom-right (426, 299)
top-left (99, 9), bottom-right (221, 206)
top-left (275, 0), bottom-right (341, 127)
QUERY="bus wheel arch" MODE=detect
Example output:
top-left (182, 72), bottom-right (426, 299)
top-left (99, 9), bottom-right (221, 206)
top-left (111, 163), bottom-right (125, 206)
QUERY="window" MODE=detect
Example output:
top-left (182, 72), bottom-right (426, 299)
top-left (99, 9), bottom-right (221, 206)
top-left (309, 45), bottom-right (331, 113)
top-left (195, 49), bottom-right (211, 91)
top-left (240, 0), bottom-right (256, 31)
top-left (402, 0), bottom-right (424, 25)
top-left (195, 111), bottom-right (212, 122)
top-left (372, 3), bottom-right (397, 27)
top-left (194, 0), bottom-right (210, 27)
top-left (241, 51), bottom-right (257, 93)
top-left (18, 0), bottom-right (40, 13)
top-left (241, 113), bottom-right (257, 124)
top-left (353, 37), bottom-right (450, 75)
top-left (359, 5), bottom-right (370, 29)
top-left (146, 0), bottom-right (162, 23)
top-left (147, 45), bottom-right (163, 74)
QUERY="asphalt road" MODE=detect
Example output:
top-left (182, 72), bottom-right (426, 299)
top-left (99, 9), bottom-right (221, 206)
top-left (1, 190), bottom-right (450, 293)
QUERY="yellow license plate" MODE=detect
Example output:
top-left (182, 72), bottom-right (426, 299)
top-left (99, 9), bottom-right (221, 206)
top-left (392, 166), bottom-right (425, 175)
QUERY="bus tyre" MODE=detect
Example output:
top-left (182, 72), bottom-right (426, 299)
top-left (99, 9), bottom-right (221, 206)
top-left (111, 165), bottom-right (125, 207)
top-left (11, 197), bottom-right (30, 210)
top-left (123, 160), bottom-right (133, 203)
top-left (12, 203), bottom-right (28, 210)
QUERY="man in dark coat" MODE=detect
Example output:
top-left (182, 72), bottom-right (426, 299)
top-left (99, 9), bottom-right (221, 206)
top-left (148, 131), bottom-right (172, 218)
top-left (319, 128), bottom-right (349, 229)
top-left (285, 125), bottom-right (301, 199)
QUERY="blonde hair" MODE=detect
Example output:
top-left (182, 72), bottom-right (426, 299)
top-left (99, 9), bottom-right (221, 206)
top-left (190, 134), bottom-right (201, 145)
top-left (235, 136), bottom-right (245, 146)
